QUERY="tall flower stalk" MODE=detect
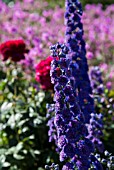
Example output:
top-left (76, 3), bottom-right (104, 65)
top-left (64, 0), bottom-right (104, 152)
top-left (50, 43), bottom-right (94, 169)
top-left (65, 0), bottom-right (94, 123)
top-left (48, 0), bottom-right (104, 169)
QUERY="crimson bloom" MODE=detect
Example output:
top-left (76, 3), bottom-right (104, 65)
top-left (35, 56), bottom-right (53, 90)
top-left (0, 40), bottom-right (28, 62)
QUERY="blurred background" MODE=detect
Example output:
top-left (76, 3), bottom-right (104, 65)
top-left (0, 0), bottom-right (114, 170)
top-left (2, 0), bottom-right (114, 7)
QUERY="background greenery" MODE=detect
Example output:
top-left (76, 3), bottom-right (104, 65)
top-left (0, 61), bottom-right (59, 170)
top-left (2, 0), bottom-right (114, 7)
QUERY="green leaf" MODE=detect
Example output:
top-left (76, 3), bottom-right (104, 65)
top-left (13, 153), bottom-right (24, 160)
top-left (9, 165), bottom-right (19, 170)
top-left (34, 150), bottom-right (40, 155)
top-left (17, 119), bottom-right (29, 127)
top-left (0, 149), bottom-right (7, 155)
top-left (109, 90), bottom-right (114, 97)
top-left (34, 118), bottom-right (42, 125)
top-left (0, 95), bottom-right (3, 102)
top-left (29, 112), bottom-right (38, 118)
top-left (29, 107), bottom-right (34, 113)
top-left (38, 92), bottom-right (45, 103)
top-left (6, 147), bottom-right (16, 155)
top-left (1, 102), bottom-right (13, 113)
top-left (29, 149), bottom-right (35, 158)
top-left (110, 124), bottom-right (114, 129)
top-left (22, 127), bottom-right (29, 133)
top-left (2, 162), bottom-right (10, 167)
top-left (0, 155), bottom-right (6, 163)
top-left (0, 81), bottom-right (6, 91)
top-left (7, 114), bottom-right (16, 129)
top-left (15, 113), bottom-right (22, 122)
top-left (15, 142), bottom-right (23, 152)
top-left (22, 150), bottom-right (28, 155)
top-left (29, 135), bottom-right (35, 140)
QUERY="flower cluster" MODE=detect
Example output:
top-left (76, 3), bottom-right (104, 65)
top-left (50, 43), bottom-right (95, 169)
top-left (90, 151), bottom-right (114, 170)
top-left (45, 163), bottom-right (59, 170)
top-left (101, 150), bottom-right (114, 169)
top-left (0, 40), bottom-right (28, 62)
top-left (64, 1), bottom-right (105, 157)
top-left (87, 113), bottom-right (104, 153)
top-left (83, 4), bottom-right (114, 64)
top-left (48, 0), bottom-right (105, 169)
top-left (35, 56), bottom-right (54, 90)
top-left (89, 66), bottom-right (104, 95)
top-left (65, 0), bottom-right (95, 123)
top-left (46, 104), bottom-right (57, 143)
top-left (89, 154), bottom-right (103, 169)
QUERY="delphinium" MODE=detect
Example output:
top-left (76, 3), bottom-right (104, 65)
top-left (89, 65), bottom-right (114, 120)
top-left (89, 66), bottom-right (104, 96)
top-left (64, 0), bottom-right (104, 154)
top-left (46, 103), bottom-right (57, 144)
top-left (65, 0), bottom-right (94, 123)
top-left (93, 151), bottom-right (114, 170)
top-left (86, 67), bottom-right (104, 153)
top-left (89, 66), bottom-right (114, 154)
top-left (87, 113), bottom-right (104, 153)
top-left (45, 163), bottom-right (59, 170)
top-left (50, 42), bottom-right (95, 169)
top-left (47, 0), bottom-right (105, 169)
top-left (101, 150), bottom-right (114, 170)
top-left (88, 66), bottom-right (114, 168)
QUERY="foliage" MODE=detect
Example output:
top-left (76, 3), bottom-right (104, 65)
top-left (2, 0), bottom-right (114, 8)
top-left (0, 60), bottom-right (58, 170)
top-left (2, 0), bottom-right (14, 5)
top-left (80, 0), bottom-right (114, 8)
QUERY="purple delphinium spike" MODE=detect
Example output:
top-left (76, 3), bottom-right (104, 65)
top-left (64, 0), bottom-right (104, 154)
top-left (87, 66), bottom-right (104, 152)
top-left (50, 43), bottom-right (95, 170)
top-left (46, 104), bottom-right (57, 144)
top-left (89, 66), bottom-right (104, 95)
top-left (47, 0), bottom-right (104, 169)
top-left (90, 154), bottom-right (103, 170)
top-left (87, 113), bottom-right (104, 153)
top-left (65, 0), bottom-right (95, 123)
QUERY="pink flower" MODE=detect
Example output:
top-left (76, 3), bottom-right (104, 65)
top-left (100, 63), bottom-right (108, 72)
top-left (86, 51), bottom-right (94, 60)
top-left (106, 82), bottom-right (112, 90)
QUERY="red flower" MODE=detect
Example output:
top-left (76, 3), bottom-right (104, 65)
top-left (35, 56), bottom-right (53, 90)
top-left (0, 40), bottom-right (28, 62)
